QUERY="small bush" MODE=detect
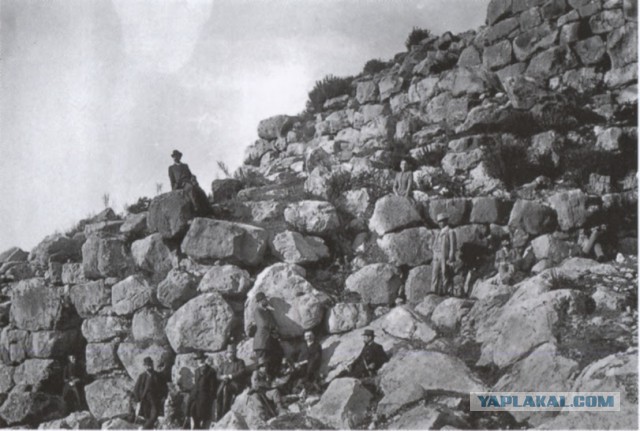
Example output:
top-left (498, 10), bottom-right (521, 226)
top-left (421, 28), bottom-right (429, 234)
top-left (233, 167), bottom-right (268, 189)
top-left (405, 27), bottom-right (432, 49)
top-left (482, 141), bottom-right (558, 190)
top-left (126, 197), bottom-right (151, 214)
top-left (362, 59), bottom-right (389, 75)
top-left (306, 75), bottom-right (353, 113)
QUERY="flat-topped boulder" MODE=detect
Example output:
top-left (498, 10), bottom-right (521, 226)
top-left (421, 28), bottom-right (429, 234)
top-left (82, 235), bottom-right (133, 280)
top-left (257, 114), bottom-right (295, 140)
top-left (70, 280), bottom-right (111, 318)
top-left (181, 218), bottom-right (268, 266)
top-left (284, 201), bottom-right (340, 235)
top-left (378, 227), bottom-right (434, 266)
top-left (308, 378), bottom-right (373, 429)
top-left (29, 234), bottom-right (80, 268)
top-left (345, 263), bottom-right (402, 305)
top-left (130, 233), bottom-right (173, 283)
top-left (85, 377), bottom-right (133, 420)
top-left (111, 275), bottom-right (155, 316)
top-left (10, 279), bottom-right (68, 331)
top-left (270, 231), bottom-right (329, 265)
top-left (368, 195), bottom-right (422, 236)
top-left (198, 264), bottom-right (252, 297)
top-left (147, 190), bottom-right (194, 239)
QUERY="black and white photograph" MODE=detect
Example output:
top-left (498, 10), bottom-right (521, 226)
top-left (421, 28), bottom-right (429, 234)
top-left (0, 0), bottom-right (637, 429)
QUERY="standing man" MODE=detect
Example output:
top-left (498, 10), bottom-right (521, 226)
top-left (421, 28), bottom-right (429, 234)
top-left (62, 354), bottom-right (85, 414)
top-left (133, 357), bottom-right (164, 430)
top-left (253, 292), bottom-right (281, 377)
top-left (216, 344), bottom-right (246, 421)
top-left (290, 330), bottom-right (322, 394)
top-left (393, 159), bottom-right (414, 199)
top-left (347, 329), bottom-right (389, 379)
top-left (431, 213), bottom-right (457, 296)
top-left (188, 352), bottom-right (217, 429)
top-left (168, 150), bottom-right (210, 215)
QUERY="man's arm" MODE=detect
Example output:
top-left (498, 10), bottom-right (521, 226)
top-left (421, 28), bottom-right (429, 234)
top-left (448, 230), bottom-right (457, 263)
top-left (168, 167), bottom-right (176, 190)
top-left (403, 174), bottom-right (413, 198)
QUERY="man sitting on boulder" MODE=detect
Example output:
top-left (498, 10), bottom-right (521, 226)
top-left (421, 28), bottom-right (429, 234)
top-left (393, 159), bottom-right (414, 199)
top-left (346, 329), bottom-right (389, 379)
top-left (133, 357), bottom-right (165, 429)
top-left (168, 149), bottom-right (210, 215)
top-left (249, 358), bottom-right (285, 419)
top-left (288, 330), bottom-right (322, 395)
top-left (216, 344), bottom-right (247, 421)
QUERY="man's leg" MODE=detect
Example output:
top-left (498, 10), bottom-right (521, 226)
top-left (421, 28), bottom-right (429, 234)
top-left (142, 402), bottom-right (158, 429)
top-left (431, 258), bottom-right (442, 295)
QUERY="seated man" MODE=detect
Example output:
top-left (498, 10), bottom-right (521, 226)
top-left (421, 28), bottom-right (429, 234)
top-left (168, 150), bottom-right (210, 216)
top-left (347, 329), bottom-right (389, 379)
top-left (578, 225), bottom-right (607, 262)
top-left (393, 159), bottom-right (414, 199)
top-left (216, 344), bottom-right (246, 421)
top-left (494, 238), bottom-right (519, 286)
top-left (289, 331), bottom-right (322, 395)
top-left (249, 358), bottom-right (284, 419)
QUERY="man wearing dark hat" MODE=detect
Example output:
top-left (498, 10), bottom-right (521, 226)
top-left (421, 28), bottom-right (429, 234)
top-left (252, 292), bottom-right (282, 377)
top-left (168, 150), bottom-right (210, 215)
top-left (187, 352), bottom-right (217, 429)
top-left (215, 344), bottom-right (246, 421)
top-left (431, 212), bottom-right (457, 296)
top-left (347, 329), bottom-right (389, 378)
top-left (133, 357), bottom-right (164, 429)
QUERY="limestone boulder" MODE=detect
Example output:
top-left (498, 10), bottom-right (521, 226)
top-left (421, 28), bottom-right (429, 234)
top-left (502, 75), bottom-right (548, 110)
top-left (483, 40), bottom-right (513, 70)
top-left (0, 364), bottom-right (14, 394)
top-left (130, 234), bottom-right (173, 283)
top-left (508, 200), bottom-right (556, 235)
top-left (486, 0), bottom-right (512, 24)
top-left (375, 306), bottom-right (437, 343)
top-left (356, 81), bottom-right (378, 104)
top-left (82, 235), bottom-right (133, 280)
top-left (28, 330), bottom-right (80, 359)
top-left (61, 263), bottom-right (86, 285)
top-left (337, 188), bottom-right (371, 219)
top-left (257, 115), bottom-right (294, 140)
top-left (147, 191), bottom-right (194, 240)
top-left (405, 265), bottom-right (433, 304)
top-left (470, 197), bottom-right (512, 224)
top-left (111, 275), bottom-right (154, 316)
top-left (284, 201), bottom-right (340, 236)
top-left (198, 265), bottom-right (252, 297)
top-left (117, 341), bottom-right (174, 381)
top-left (29, 234), bottom-right (80, 268)
top-left (308, 378), bottom-right (373, 429)
top-left (325, 303), bottom-right (373, 334)
top-left (13, 359), bottom-right (61, 391)
top-left (0, 247), bottom-right (28, 264)
top-left (377, 227), bottom-right (434, 266)
top-left (345, 263), bottom-right (402, 305)
top-left (181, 218), bottom-right (268, 266)
top-left (244, 263), bottom-right (330, 337)
top-left (11, 279), bottom-right (68, 331)
top-left (531, 234), bottom-right (576, 264)
top-left (547, 189), bottom-right (587, 231)
top-left (85, 377), bottom-right (134, 420)
top-left (270, 231), bottom-right (329, 265)
top-left (242, 200), bottom-right (284, 223)
top-left (427, 198), bottom-right (471, 227)
top-left (132, 307), bottom-right (170, 343)
top-left (512, 22), bottom-right (558, 62)
top-left (119, 212), bottom-right (148, 238)
top-left (378, 75), bottom-right (403, 101)
top-left (526, 45), bottom-right (578, 79)
top-left (85, 342), bottom-right (119, 375)
top-left (368, 196), bottom-right (422, 236)
top-left (38, 410), bottom-right (99, 430)
top-left (607, 22), bottom-right (637, 69)
top-left (157, 268), bottom-right (200, 310)
top-left (441, 149), bottom-right (483, 176)
top-left (378, 349), bottom-right (486, 416)
top-left (575, 35), bottom-right (606, 65)
top-left (0, 385), bottom-right (65, 426)
top-left (81, 316), bottom-right (131, 343)
top-left (0, 328), bottom-right (29, 364)
top-left (70, 280), bottom-right (111, 318)
top-left (165, 293), bottom-right (235, 353)
top-left (430, 298), bottom-right (474, 331)
top-left (101, 418), bottom-right (138, 430)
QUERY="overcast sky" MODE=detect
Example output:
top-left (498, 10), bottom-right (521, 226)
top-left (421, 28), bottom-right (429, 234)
top-left (0, 0), bottom-right (489, 252)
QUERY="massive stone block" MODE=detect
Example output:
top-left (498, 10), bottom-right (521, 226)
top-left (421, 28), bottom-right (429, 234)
top-left (147, 191), bottom-right (194, 240)
top-left (85, 377), bottom-right (134, 420)
top-left (369, 195), bottom-right (422, 236)
top-left (345, 263), bottom-right (402, 305)
top-left (82, 235), bottom-right (133, 280)
top-left (10, 279), bottom-right (68, 331)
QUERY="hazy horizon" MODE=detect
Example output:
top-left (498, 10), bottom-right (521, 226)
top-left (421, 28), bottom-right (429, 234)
top-left (0, 0), bottom-right (489, 252)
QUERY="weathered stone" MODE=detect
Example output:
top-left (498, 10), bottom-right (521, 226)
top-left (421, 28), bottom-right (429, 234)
top-left (441, 148), bottom-right (483, 176)
top-left (147, 191), bottom-right (194, 240)
top-left (85, 377), bottom-right (133, 420)
top-left (28, 330), bottom-right (79, 359)
top-left (181, 218), bottom-right (268, 266)
top-left (408, 77), bottom-right (439, 104)
top-left (592, 285), bottom-right (626, 311)
top-left (427, 198), bottom-right (470, 227)
top-left (308, 378), bottom-right (372, 429)
top-left (405, 265), bottom-right (433, 304)
top-left (69, 280), bottom-right (110, 318)
top-left (355, 81), bottom-right (378, 104)
top-left (470, 197), bottom-right (512, 224)
top-left (130, 234), bottom-right (172, 283)
top-left (325, 110), bottom-right (351, 134)
top-left (431, 298), bottom-right (475, 331)
top-left (13, 359), bottom-right (60, 391)
top-left (508, 200), bottom-right (556, 235)
top-left (413, 50), bottom-right (458, 76)
top-left (132, 307), bottom-right (170, 343)
top-left (325, 303), bottom-right (372, 334)
top-left (378, 227), bottom-right (434, 266)
top-left (257, 115), bottom-right (295, 140)
top-left (197, 265), bottom-right (252, 298)
top-left (117, 341), bottom-right (174, 381)
top-left (607, 23), bottom-right (638, 69)
top-left (595, 126), bottom-right (624, 151)
top-left (29, 234), bottom-right (80, 268)
top-left (575, 35), bottom-right (606, 65)
top-left (0, 328), bottom-right (29, 364)
top-left (120, 213), bottom-right (148, 238)
top-left (284, 201), bottom-right (340, 235)
top-left (520, 6), bottom-right (543, 29)
top-left (563, 67), bottom-right (604, 92)
top-left (82, 236), bottom-right (133, 280)
top-left (589, 8), bottom-right (625, 33)
top-left (531, 234), bottom-right (576, 264)
top-left (0, 261), bottom-right (34, 281)
top-left (111, 275), bottom-right (154, 316)
top-left (337, 188), bottom-right (371, 219)
top-left (81, 316), bottom-right (131, 343)
top-left (38, 410), bottom-right (99, 430)
top-left (166, 293), bottom-right (235, 353)
top-left (61, 263), bottom-right (85, 285)
top-left (484, 40), bottom-right (513, 70)
top-left (0, 386), bottom-right (65, 425)
top-left (377, 306), bottom-right (437, 343)
top-left (513, 22), bottom-right (558, 61)
top-left (604, 62), bottom-right (637, 88)
top-left (345, 263), bottom-right (402, 305)
top-left (526, 45), bottom-right (578, 79)
top-left (547, 189), bottom-right (587, 230)
top-left (486, 17), bottom-right (520, 44)
top-left (487, 0), bottom-right (513, 25)
top-left (244, 263), bottom-right (330, 337)
top-left (378, 75), bottom-right (403, 101)
top-left (457, 45), bottom-right (481, 67)
top-left (304, 166), bottom-right (334, 200)
top-left (157, 268), bottom-right (199, 310)
top-left (83, 221), bottom-right (123, 237)
top-left (0, 247), bottom-right (28, 264)
top-left (368, 195), bottom-right (422, 236)
top-left (86, 342), bottom-right (119, 375)
top-left (0, 364), bottom-right (14, 394)
top-left (11, 279), bottom-right (67, 331)
top-left (271, 231), bottom-right (329, 265)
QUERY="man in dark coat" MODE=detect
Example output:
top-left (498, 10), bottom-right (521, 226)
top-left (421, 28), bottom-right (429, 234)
top-left (168, 150), bottom-right (210, 215)
top-left (347, 329), bottom-right (389, 378)
top-left (215, 344), bottom-right (246, 421)
top-left (253, 292), bottom-right (282, 377)
top-left (290, 330), bottom-right (322, 393)
top-left (188, 352), bottom-right (217, 429)
top-left (133, 357), bottom-right (164, 429)
top-left (62, 354), bottom-right (85, 413)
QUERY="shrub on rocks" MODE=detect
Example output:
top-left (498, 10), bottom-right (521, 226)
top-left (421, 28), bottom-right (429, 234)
top-left (165, 293), bottom-right (235, 353)
top-left (244, 263), bottom-right (330, 337)
top-left (181, 218), bottom-right (268, 266)
top-left (345, 263), bottom-right (402, 305)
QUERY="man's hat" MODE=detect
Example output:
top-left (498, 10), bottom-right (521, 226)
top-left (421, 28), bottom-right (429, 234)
top-left (171, 149), bottom-right (182, 158)
top-left (255, 292), bottom-right (267, 301)
top-left (194, 351), bottom-right (206, 361)
top-left (143, 356), bottom-right (153, 366)
top-left (436, 213), bottom-right (449, 222)
top-left (363, 329), bottom-right (375, 337)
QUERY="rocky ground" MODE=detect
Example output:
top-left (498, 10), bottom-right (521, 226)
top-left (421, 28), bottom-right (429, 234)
top-left (0, 0), bottom-right (637, 429)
